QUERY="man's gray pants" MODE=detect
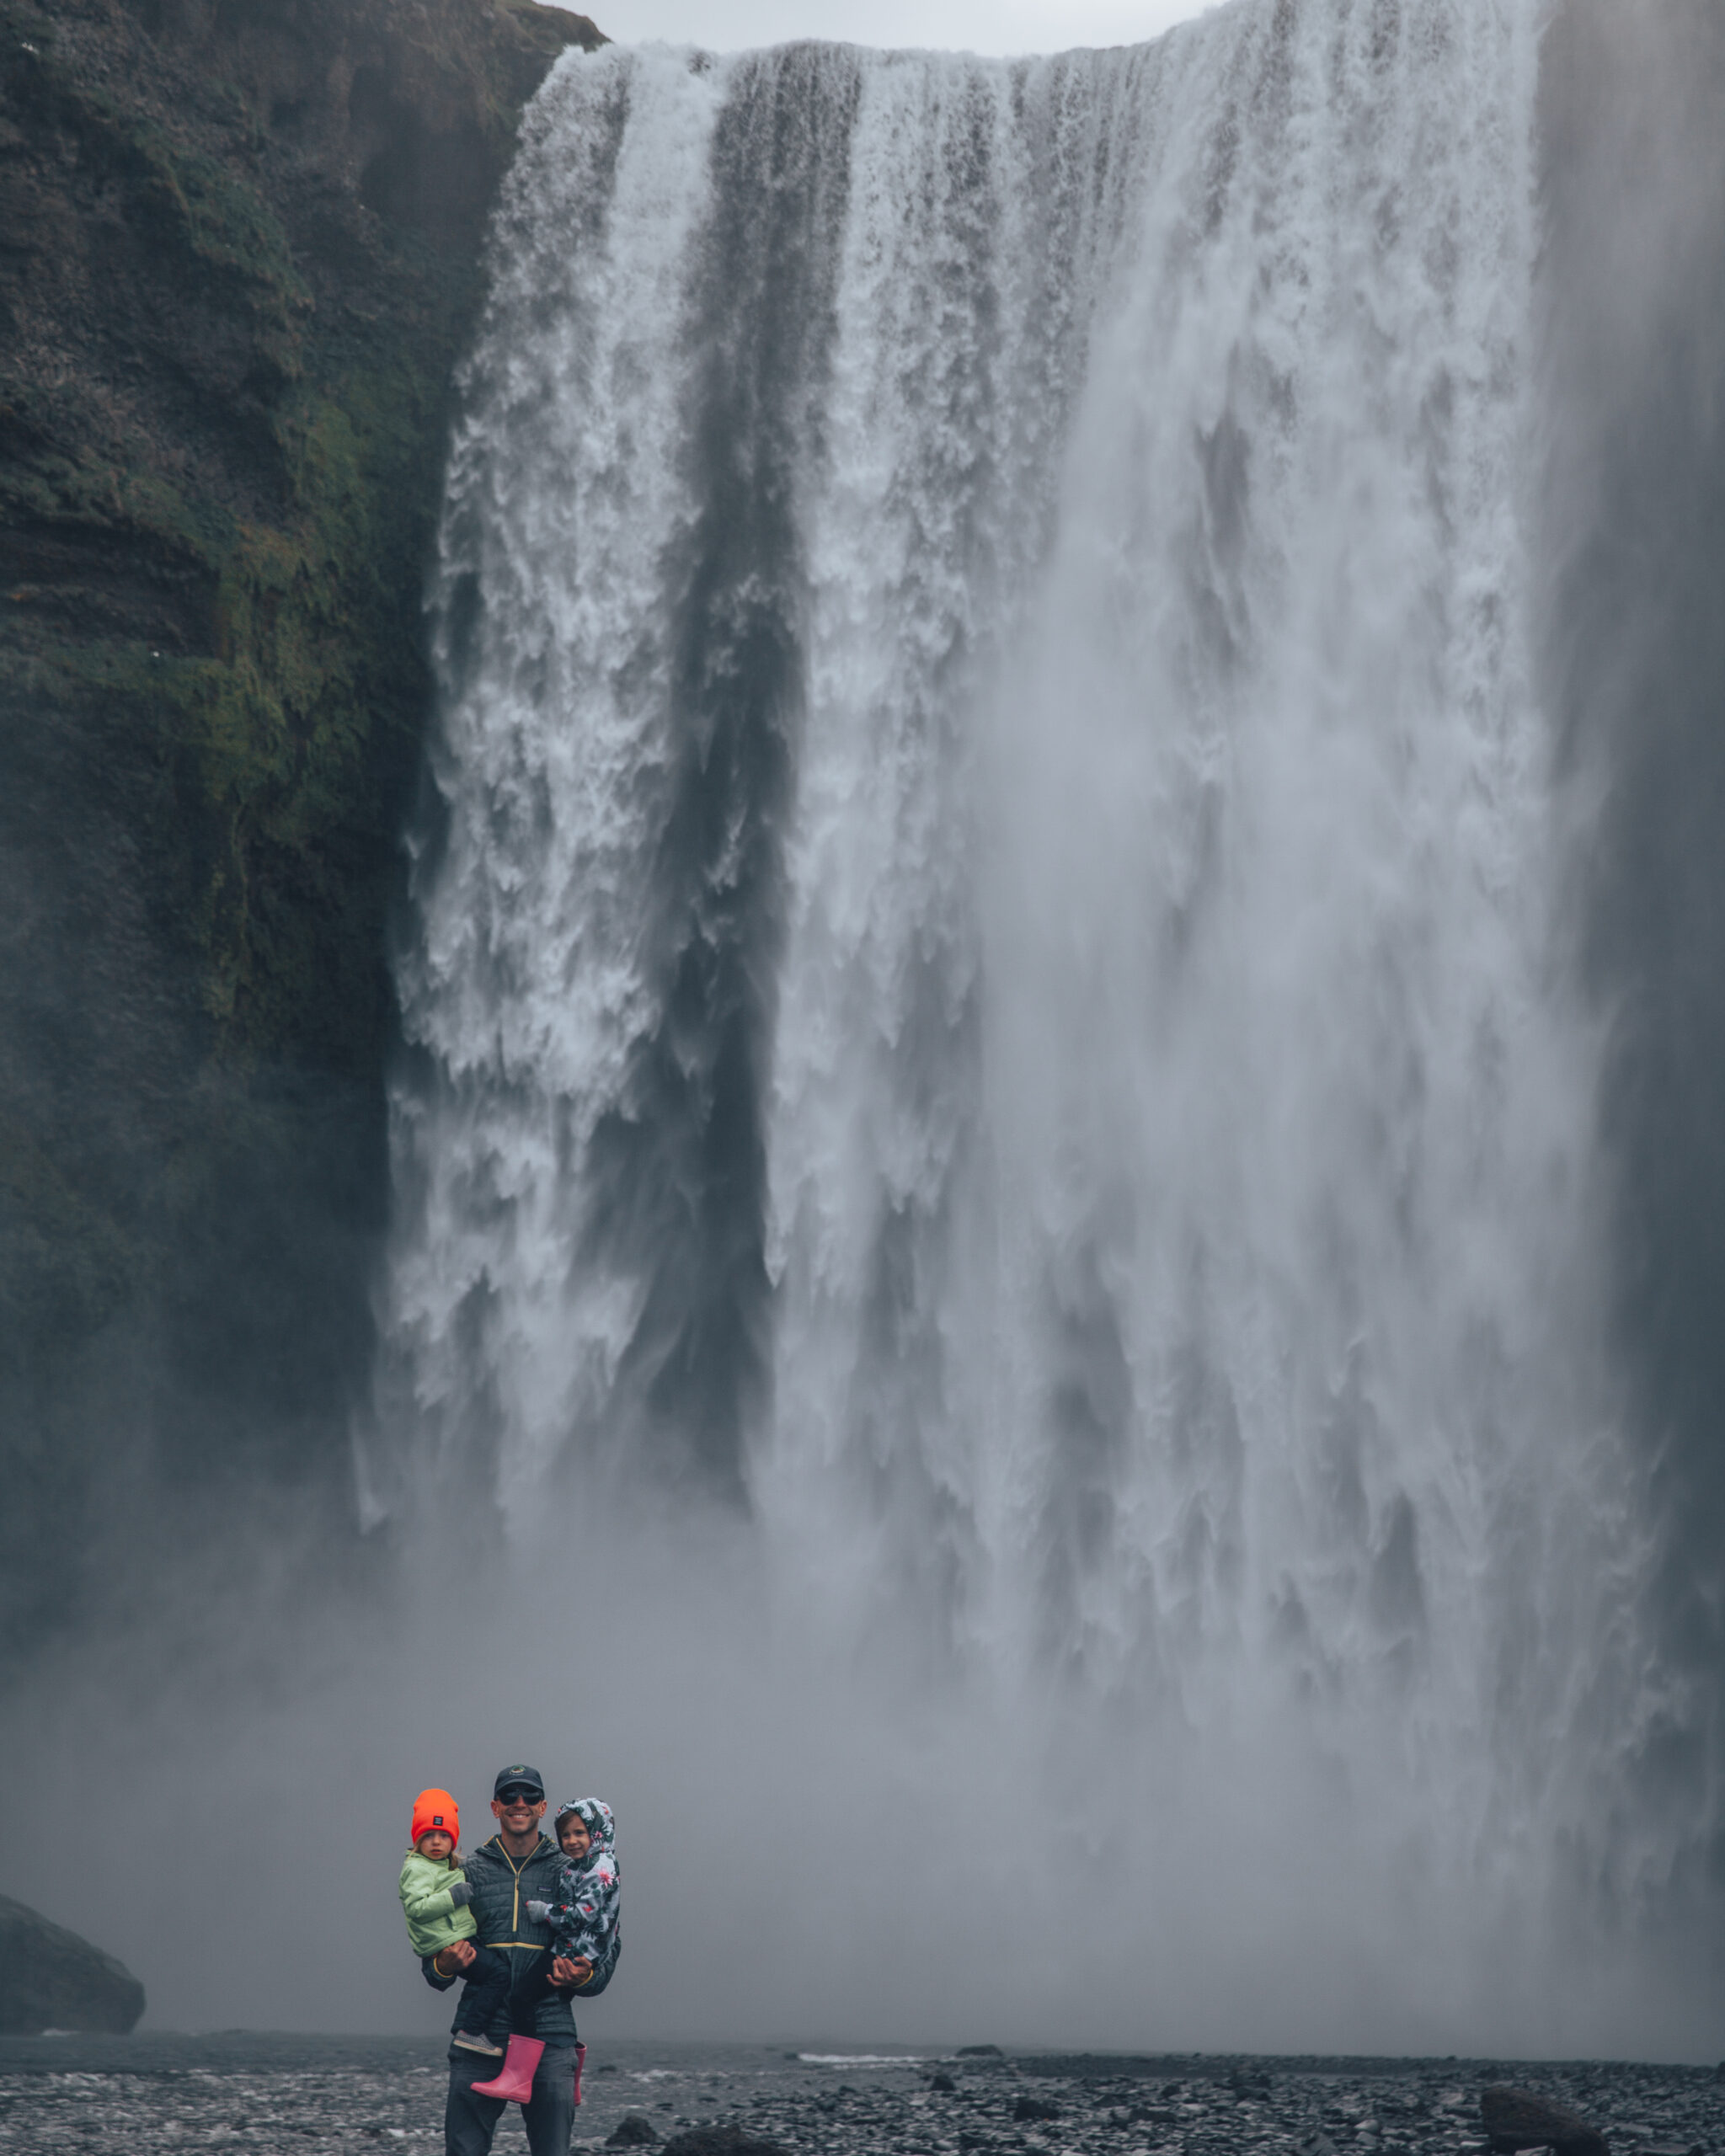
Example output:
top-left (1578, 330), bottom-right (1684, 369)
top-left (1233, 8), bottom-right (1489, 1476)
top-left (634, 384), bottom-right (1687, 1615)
top-left (445, 2041), bottom-right (577, 2156)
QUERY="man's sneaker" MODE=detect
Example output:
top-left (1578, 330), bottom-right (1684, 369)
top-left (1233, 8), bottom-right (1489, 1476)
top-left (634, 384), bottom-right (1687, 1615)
top-left (453, 2032), bottom-right (505, 2057)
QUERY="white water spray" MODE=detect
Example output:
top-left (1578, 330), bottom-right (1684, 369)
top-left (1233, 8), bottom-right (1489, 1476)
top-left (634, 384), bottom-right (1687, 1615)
top-left (367, 0), bottom-right (1681, 2049)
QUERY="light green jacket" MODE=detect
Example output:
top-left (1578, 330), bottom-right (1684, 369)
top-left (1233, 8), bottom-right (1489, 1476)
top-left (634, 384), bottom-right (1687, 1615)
top-left (398, 1849), bottom-right (478, 1958)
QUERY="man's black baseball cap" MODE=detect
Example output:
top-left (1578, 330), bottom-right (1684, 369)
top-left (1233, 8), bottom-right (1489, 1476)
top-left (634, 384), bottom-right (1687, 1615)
top-left (494, 1764), bottom-right (546, 1800)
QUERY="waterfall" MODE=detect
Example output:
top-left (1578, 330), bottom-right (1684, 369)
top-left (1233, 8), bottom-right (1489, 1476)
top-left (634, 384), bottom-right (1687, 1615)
top-left (365, 0), bottom-right (1691, 2048)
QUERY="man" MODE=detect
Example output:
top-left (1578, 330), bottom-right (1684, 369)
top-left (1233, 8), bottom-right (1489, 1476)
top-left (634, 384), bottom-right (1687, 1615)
top-left (424, 1764), bottom-right (615, 2156)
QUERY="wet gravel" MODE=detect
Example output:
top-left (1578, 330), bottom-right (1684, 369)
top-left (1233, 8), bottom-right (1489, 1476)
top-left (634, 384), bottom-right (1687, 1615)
top-left (0, 2036), bottom-right (1719, 2156)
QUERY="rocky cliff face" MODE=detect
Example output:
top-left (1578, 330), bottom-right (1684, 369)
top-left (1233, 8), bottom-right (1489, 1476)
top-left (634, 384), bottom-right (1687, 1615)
top-left (0, 0), bottom-right (602, 1652)
top-left (0, 1894), bottom-right (145, 2032)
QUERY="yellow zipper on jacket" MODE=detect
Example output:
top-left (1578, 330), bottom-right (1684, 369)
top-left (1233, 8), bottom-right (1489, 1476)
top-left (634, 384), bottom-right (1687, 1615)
top-left (486, 1834), bottom-right (551, 1952)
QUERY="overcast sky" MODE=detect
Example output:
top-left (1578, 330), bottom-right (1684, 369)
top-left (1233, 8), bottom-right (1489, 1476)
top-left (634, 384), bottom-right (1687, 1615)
top-left (563, 0), bottom-right (1220, 57)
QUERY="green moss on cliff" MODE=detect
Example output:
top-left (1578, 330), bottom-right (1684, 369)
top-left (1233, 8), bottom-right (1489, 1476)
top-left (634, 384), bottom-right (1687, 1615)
top-left (24, 39), bottom-right (309, 353)
top-left (0, 0), bottom-right (604, 1646)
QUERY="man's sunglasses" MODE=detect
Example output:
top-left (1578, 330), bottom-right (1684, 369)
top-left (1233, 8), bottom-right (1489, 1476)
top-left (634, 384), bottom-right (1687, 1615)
top-left (497, 1786), bottom-right (543, 1805)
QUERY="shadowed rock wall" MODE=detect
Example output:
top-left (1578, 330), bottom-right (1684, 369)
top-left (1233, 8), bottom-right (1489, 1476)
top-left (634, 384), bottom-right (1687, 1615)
top-left (0, 1894), bottom-right (145, 2033)
top-left (0, 0), bottom-right (602, 1655)
top-left (1539, 0), bottom-right (1725, 1908)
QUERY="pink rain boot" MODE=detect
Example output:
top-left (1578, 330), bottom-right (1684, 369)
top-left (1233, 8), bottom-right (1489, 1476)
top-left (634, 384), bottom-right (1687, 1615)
top-left (573, 2043), bottom-right (588, 2107)
top-left (469, 2034), bottom-right (545, 2104)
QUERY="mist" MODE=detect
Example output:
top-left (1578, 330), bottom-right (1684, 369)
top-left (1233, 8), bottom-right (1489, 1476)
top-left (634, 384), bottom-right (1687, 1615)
top-left (3, 1506), bottom-right (1716, 2057)
top-left (4, 0), bottom-right (1725, 2068)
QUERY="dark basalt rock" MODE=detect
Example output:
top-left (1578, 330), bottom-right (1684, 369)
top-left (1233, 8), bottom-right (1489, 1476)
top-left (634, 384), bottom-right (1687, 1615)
top-left (660, 2129), bottom-right (788, 2156)
top-left (1013, 2095), bottom-right (1062, 2122)
top-left (1481, 2085), bottom-right (1609, 2156)
top-left (608, 2116), bottom-right (660, 2148)
top-left (0, 1893), bottom-right (145, 2034)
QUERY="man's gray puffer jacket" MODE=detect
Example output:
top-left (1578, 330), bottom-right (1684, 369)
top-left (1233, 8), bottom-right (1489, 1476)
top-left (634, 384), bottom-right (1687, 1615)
top-left (421, 1833), bottom-right (618, 2041)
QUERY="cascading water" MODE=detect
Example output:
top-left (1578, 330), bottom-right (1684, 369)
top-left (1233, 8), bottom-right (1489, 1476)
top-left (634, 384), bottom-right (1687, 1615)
top-left (365, 0), bottom-right (1692, 2049)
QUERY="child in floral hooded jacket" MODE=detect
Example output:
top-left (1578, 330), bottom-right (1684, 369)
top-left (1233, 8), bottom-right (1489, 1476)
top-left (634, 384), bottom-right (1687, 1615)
top-left (526, 1800), bottom-right (620, 1980)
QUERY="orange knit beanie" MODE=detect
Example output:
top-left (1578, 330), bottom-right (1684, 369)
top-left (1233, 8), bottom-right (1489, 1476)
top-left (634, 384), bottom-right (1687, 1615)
top-left (411, 1788), bottom-right (460, 1848)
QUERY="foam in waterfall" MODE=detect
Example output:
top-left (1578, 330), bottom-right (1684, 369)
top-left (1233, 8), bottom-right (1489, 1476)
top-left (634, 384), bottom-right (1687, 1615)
top-left (364, 0), bottom-right (1691, 2050)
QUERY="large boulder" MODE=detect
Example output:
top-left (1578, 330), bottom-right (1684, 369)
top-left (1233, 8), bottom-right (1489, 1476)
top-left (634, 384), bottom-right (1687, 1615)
top-left (0, 1895), bottom-right (146, 2034)
top-left (1481, 2086), bottom-right (1609, 2156)
top-left (660, 2129), bottom-right (788, 2156)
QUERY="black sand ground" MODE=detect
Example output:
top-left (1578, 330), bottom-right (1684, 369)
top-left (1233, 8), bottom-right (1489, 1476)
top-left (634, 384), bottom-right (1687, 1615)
top-left (0, 2037), bottom-right (1718, 2156)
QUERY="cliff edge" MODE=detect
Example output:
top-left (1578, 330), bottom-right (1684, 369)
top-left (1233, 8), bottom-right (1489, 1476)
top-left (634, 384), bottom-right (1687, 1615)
top-left (0, 0), bottom-right (602, 1651)
top-left (0, 1895), bottom-right (145, 2033)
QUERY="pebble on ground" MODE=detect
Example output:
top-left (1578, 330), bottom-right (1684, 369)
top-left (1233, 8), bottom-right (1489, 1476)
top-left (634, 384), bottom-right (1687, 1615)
top-left (0, 2043), bottom-right (1720, 2156)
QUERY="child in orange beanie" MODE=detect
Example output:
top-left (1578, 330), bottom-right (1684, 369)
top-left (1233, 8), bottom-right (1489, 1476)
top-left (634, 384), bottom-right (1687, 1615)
top-left (398, 1787), bottom-right (510, 2057)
